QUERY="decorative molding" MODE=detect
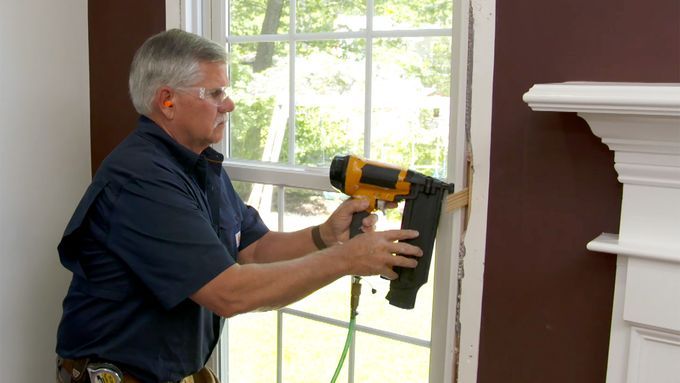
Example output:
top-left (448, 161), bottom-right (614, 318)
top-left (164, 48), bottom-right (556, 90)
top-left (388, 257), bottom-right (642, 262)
top-left (522, 82), bottom-right (680, 115)
top-left (525, 83), bottom-right (680, 190)
top-left (627, 326), bottom-right (680, 382)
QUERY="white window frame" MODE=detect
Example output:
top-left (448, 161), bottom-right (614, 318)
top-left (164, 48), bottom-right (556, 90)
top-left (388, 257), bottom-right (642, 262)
top-left (165, 1), bottom-right (483, 382)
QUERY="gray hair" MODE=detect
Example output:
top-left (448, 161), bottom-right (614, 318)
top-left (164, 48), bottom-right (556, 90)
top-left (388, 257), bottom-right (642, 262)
top-left (129, 29), bottom-right (227, 115)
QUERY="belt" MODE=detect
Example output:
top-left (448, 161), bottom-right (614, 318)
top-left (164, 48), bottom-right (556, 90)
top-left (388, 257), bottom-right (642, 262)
top-left (57, 357), bottom-right (219, 383)
top-left (57, 357), bottom-right (141, 383)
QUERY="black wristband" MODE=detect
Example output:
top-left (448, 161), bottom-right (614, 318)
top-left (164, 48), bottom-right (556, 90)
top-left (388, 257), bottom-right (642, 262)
top-left (311, 225), bottom-right (328, 250)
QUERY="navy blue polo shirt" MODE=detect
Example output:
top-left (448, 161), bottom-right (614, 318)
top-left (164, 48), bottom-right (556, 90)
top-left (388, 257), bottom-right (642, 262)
top-left (56, 116), bottom-right (269, 382)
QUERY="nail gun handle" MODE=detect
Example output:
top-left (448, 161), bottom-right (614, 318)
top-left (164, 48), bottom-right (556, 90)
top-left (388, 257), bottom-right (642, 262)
top-left (350, 210), bottom-right (370, 238)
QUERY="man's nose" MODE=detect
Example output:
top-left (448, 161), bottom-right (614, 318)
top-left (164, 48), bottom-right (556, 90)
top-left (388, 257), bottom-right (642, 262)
top-left (219, 97), bottom-right (235, 113)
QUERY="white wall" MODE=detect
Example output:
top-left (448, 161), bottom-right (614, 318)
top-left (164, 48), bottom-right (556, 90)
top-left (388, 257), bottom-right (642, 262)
top-left (0, 1), bottom-right (90, 380)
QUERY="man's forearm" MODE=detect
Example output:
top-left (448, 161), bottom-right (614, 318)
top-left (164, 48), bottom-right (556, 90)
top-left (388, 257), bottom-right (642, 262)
top-left (238, 226), bottom-right (328, 264)
top-left (193, 246), bottom-right (351, 317)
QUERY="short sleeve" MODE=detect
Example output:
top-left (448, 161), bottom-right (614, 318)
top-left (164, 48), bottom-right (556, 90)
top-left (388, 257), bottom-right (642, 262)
top-left (107, 178), bottom-right (234, 309)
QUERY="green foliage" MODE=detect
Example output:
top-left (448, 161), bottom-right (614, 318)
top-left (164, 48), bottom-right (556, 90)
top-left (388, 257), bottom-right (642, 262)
top-left (292, 106), bottom-right (359, 166)
top-left (374, 0), bottom-right (452, 27)
top-left (296, 0), bottom-right (365, 33)
top-left (229, 0), bottom-right (290, 36)
top-left (230, 98), bottom-right (275, 160)
top-left (404, 37), bottom-right (452, 96)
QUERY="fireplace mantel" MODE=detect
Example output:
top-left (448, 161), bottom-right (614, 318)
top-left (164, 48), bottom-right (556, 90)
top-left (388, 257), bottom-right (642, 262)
top-left (524, 82), bottom-right (680, 383)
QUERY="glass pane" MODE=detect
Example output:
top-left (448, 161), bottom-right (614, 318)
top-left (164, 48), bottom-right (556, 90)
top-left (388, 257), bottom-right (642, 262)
top-left (373, 0), bottom-right (452, 30)
top-left (232, 181), bottom-right (280, 230)
top-left (229, 0), bottom-right (290, 36)
top-left (282, 315), bottom-right (350, 382)
top-left (282, 187), bottom-right (337, 230)
top-left (285, 188), bottom-right (351, 320)
top-left (354, 332), bottom-right (430, 382)
top-left (356, 254), bottom-right (435, 340)
top-left (294, 40), bottom-right (365, 168)
top-left (296, 0), bottom-right (366, 33)
top-left (371, 36), bottom-right (451, 178)
top-left (226, 311), bottom-right (278, 383)
top-left (229, 42), bottom-right (290, 164)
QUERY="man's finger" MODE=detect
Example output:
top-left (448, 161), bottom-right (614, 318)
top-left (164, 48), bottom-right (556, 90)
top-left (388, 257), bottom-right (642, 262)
top-left (362, 214), bottom-right (379, 228)
top-left (345, 197), bottom-right (370, 213)
top-left (392, 255), bottom-right (419, 268)
top-left (389, 242), bottom-right (423, 257)
top-left (381, 270), bottom-right (399, 280)
top-left (381, 229), bottom-right (420, 242)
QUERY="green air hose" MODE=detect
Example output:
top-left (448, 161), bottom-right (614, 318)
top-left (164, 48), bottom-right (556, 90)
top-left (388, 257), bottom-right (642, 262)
top-left (330, 316), bottom-right (356, 383)
top-left (330, 276), bottom-right (362, 383)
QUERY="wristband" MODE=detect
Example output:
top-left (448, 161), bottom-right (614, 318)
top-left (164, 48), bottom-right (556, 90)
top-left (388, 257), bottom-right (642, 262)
top-left (311, 225), bottom-right (328, 250)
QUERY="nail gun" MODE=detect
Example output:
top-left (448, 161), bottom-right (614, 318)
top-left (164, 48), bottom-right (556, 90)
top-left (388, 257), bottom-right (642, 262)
top-left (329, 154), bottom-right (455, 309)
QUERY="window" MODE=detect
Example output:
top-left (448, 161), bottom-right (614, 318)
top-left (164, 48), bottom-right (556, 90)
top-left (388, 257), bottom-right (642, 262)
top-left (174, 0), bottom-right (464, 381)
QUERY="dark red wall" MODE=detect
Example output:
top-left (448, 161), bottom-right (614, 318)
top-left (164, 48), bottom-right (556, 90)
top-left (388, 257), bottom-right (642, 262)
top-left (88, 0), bottom-right (165, 173)
top-left (480, 1), bottom-right (680, 382)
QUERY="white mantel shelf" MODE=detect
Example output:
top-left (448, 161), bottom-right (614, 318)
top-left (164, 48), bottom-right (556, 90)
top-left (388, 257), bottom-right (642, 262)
top-left (523, 82), bottom-right (680, 115)
top-left (523, 82), bottom-right (680, 383)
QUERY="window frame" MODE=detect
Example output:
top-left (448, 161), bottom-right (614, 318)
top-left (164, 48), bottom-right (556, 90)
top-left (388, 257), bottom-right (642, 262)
top-left (167, 0), bottom-right (471, 381)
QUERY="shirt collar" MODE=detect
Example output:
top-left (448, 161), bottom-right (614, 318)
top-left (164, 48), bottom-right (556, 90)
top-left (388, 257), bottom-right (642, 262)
top-left (136, 115), bottom-right (224, 172)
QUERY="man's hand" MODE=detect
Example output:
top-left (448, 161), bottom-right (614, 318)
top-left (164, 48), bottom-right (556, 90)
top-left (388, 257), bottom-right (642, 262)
top-left (318, 198), bottom-right (394, 246)
top-left (340, 229), bottom-right (422, 280)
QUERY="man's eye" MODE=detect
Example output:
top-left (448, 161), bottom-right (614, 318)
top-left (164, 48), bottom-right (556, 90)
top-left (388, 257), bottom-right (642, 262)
top-left (211, 89), bottom-right (226, 99)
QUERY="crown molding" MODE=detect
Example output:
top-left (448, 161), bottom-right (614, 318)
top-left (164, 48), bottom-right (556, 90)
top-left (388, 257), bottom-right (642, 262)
top-left (524, 82), bottom-right (680, 189)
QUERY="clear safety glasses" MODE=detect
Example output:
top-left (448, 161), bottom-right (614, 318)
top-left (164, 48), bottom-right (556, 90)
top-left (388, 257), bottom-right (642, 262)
top-left (177, 86), bottom-right (231, 107)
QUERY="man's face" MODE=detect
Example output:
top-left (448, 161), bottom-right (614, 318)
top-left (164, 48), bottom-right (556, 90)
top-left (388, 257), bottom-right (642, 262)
top-left (172, 61), bottom-right (234, 153)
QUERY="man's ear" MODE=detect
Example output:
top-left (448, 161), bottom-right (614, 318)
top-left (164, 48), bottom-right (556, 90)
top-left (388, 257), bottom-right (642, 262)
top-left (158, 87), bottom-right (175, 118)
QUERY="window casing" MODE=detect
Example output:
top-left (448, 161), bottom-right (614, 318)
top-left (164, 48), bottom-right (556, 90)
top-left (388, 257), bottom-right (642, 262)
top-left (171, 0), bottom-right (468, 381)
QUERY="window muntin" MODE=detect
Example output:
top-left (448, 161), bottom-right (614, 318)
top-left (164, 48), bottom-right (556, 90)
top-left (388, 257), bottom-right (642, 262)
top-left (220, 0), bottom-right (455, 380)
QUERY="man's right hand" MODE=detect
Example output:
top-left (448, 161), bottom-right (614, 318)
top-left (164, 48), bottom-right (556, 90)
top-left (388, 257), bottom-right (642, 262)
top-left (339, 229), bottom-right (422, 280)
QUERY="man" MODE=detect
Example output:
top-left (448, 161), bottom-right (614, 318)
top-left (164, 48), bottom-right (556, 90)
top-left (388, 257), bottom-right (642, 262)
top-left (56, 29), bottom-right (422, 383)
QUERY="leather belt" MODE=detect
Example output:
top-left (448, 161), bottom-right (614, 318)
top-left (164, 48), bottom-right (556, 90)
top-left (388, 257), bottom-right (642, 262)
top-left (57, 357), bottom-right (141, 383)
top-left (57, 357), bottom-right (219, 383)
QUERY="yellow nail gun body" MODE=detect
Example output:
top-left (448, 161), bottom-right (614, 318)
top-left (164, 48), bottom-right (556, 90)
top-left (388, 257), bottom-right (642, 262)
top-left (329, 154), bottom-right (455, 309)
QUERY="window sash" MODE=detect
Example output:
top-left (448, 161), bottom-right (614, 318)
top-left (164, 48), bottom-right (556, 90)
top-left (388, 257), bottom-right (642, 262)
top-left (171, 1), bottom-right (467, 382)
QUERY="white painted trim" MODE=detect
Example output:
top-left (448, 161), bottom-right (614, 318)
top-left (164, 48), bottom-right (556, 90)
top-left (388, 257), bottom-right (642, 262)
top-left (208, 0), bottom-right (226, 45)
top-left (588, 233), bottom-right (680, 264)
top-left (455, 0), bottom-right (496, 382)
top-left (627, 326), bottom-right (680, 382)
top-left (523, 82), bottom-right (680, 115)
top-left (427, 0), bottom-right (469, 381)
top-left (226, 28), bottom-right (454, 43)
top-left (166, 0), bottom-right (182, 30)
top-left (222, 160), bottom-right (333, 191)
top-left (605, 256), bottom-right (630, 383)
top-left (180, 0), bottom-right (208, 35)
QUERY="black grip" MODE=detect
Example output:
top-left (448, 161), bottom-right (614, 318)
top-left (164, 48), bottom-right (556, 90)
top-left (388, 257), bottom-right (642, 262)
top-left (350, 211), bottom-right (370, 238)
top-left (386, 184), bottom-right (448, 309)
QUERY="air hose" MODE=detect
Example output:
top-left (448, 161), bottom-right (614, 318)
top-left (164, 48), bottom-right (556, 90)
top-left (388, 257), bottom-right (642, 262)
top-left (330, 276), bottom-right (362, 383)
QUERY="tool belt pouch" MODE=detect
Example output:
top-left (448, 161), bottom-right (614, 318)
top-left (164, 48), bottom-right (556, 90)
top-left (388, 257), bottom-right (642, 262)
top-left (87, 362), bottom-right (123, 383)
top-left (57, 357), bottom-right (90, 383)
